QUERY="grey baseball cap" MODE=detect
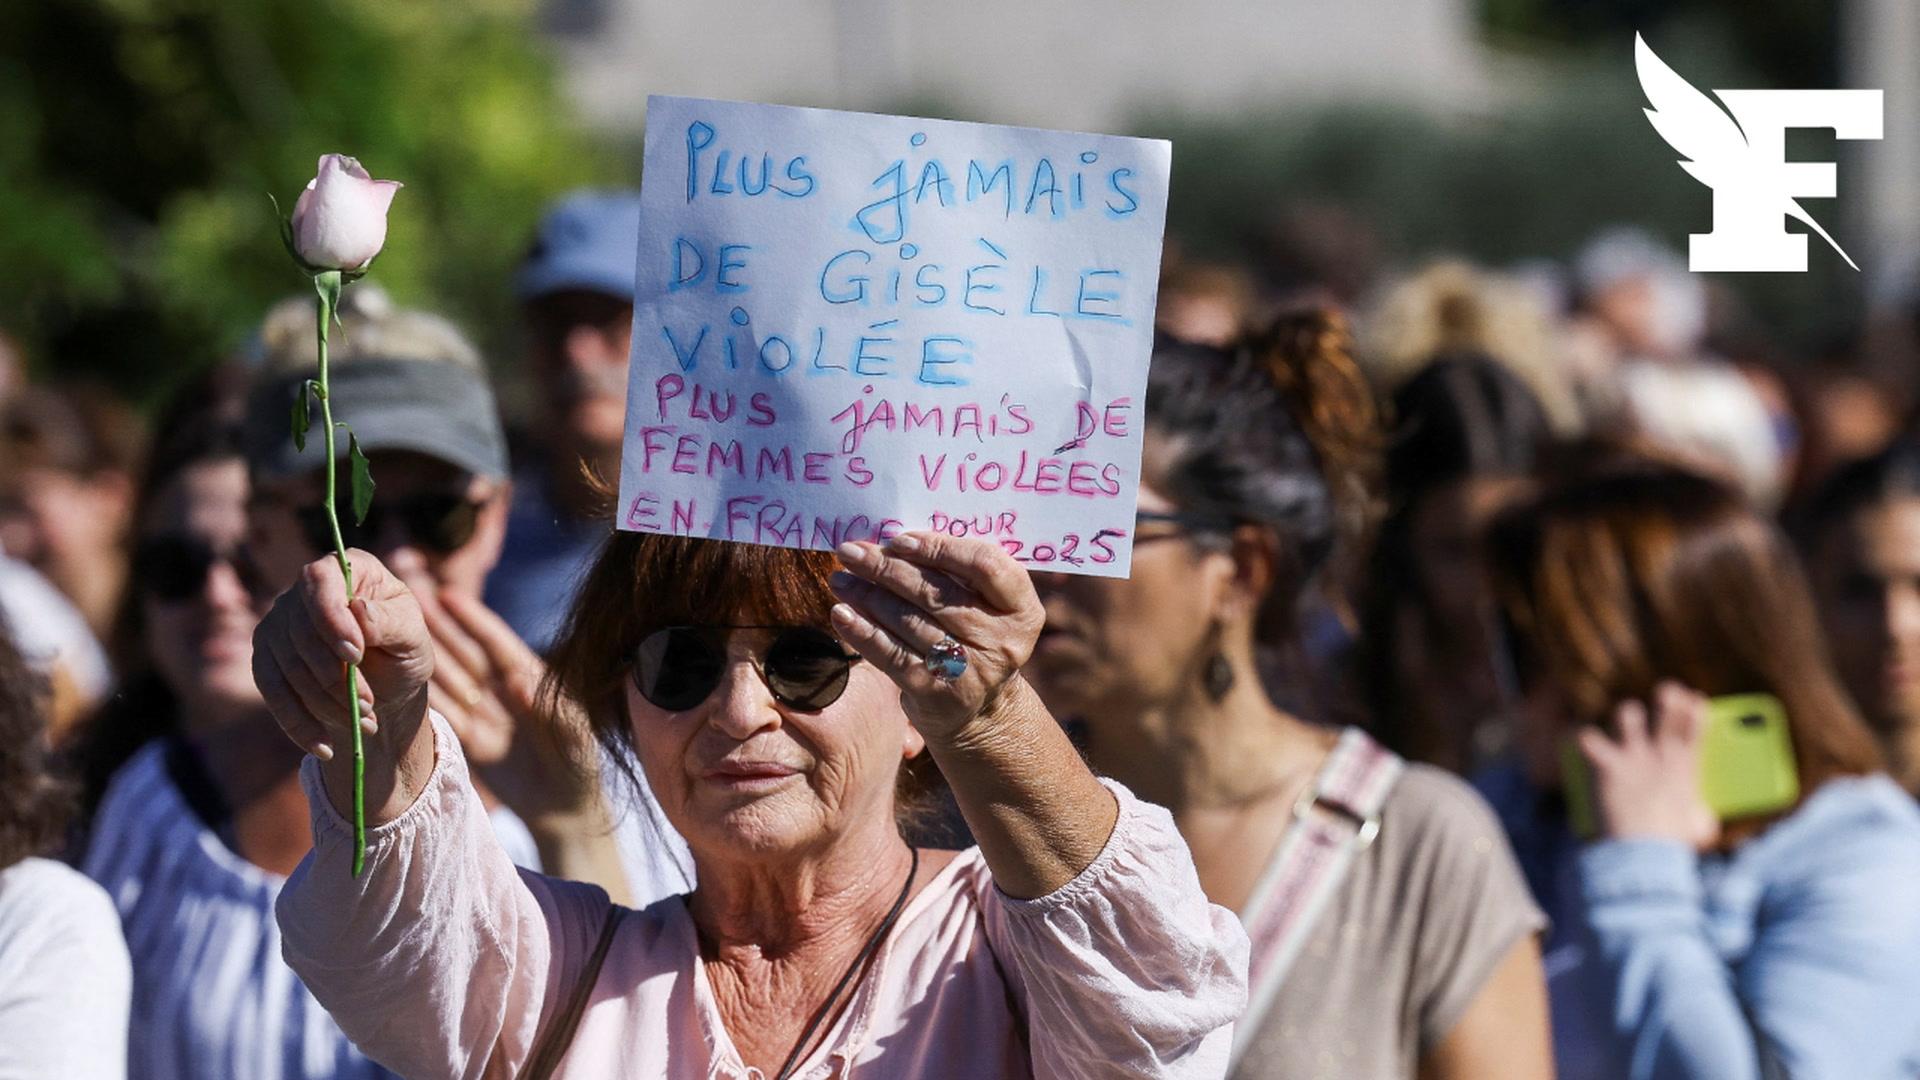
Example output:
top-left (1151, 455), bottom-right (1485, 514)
top-left (244, 357), bottom-right (509, 483)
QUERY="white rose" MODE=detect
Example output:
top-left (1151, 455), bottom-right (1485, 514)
top-left (290, 154), bottom-right (402, 272)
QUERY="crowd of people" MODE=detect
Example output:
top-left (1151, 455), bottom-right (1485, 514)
top-left (2, 184), bottom-right (1920, 1080)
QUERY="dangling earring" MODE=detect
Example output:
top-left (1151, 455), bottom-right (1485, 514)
top-left (1205, 653), bottom-right (1236, 702)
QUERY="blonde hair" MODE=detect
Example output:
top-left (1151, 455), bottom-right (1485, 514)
top-left (1359, 259), bottom-right (1583, 434)
top-left (250, 284), bottom-right (484, 378)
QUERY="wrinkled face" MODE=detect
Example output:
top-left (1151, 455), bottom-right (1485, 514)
top-left (1811, 498), bottom-right (1920, 743)
top-left (0, 465), bottom-right (130, 580)
top-left (140, 459), bottom-right (267, 711)
top-left (249, 450), bottom-right (508, 601)
top-left (525, 289), bottom-right (634, 455)
top-left (1025, 477), bottom-right (1228, 723)
top-left (623, 627), bottom-right (921, 858)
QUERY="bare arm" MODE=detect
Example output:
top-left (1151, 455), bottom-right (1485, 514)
top-left (829, 533), bottom-right (1117, 899)
top-left (1419, 935), bottom-right (1555, 1080)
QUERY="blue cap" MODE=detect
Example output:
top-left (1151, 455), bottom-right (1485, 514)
top-left (516, 190), bottom-right (643, 301)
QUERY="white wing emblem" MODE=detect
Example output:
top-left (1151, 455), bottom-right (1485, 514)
top-left (1635, 33), bottom-right (1858, 271)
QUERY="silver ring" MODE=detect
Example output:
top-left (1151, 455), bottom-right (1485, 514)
top-left (924, 636), bottom-right (968, 681)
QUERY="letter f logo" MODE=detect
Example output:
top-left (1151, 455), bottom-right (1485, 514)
top-left (1637, 34), bottom-right (1882, 272)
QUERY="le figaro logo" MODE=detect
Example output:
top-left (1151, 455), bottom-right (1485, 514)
top-left (1636, 33), bottom-right (1882, 273)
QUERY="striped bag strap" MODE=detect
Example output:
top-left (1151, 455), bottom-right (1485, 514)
top-left (1228, 727), bottom-right (1405, 1069)
top-left (523, 905), bottom-right (623, 1080)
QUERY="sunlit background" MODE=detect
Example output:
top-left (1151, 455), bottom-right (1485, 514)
top-left (3, 0), bottom-right (1914, 411)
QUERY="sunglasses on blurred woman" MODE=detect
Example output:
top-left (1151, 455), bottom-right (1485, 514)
top-left (133, 535), bottom-right (272, 602)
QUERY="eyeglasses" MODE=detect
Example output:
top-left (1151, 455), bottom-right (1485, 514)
top-left (134, 535), bottom-right (269, 603)
top-left (631, 625), bottom-right (863, 712)
top-left (294, 492), bottom-right (483, 556)
top-left (1134, 510), bottom-right (1238, 532)
top-left (1133, 509), bottom-right (1239, 546)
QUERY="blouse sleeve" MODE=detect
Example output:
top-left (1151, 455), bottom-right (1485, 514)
top-left (275, 713), bottom-right (592, 1080)
top-left (980, 779), bottom-right (1249, 1079)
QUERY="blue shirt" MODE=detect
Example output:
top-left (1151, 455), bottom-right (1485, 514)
top-left (82, 738), bottom-right (542, 1080)
top-left (1485, 767), bottom-right (1920, 1079)
top-left (484, 463), bottom-right (606, 654)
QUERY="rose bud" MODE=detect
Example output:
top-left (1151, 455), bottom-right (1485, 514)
top-left (290, 154), bottom-right (403, 272)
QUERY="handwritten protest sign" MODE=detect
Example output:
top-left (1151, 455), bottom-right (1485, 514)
top-left (618, 95), bottom-right (1171, 576)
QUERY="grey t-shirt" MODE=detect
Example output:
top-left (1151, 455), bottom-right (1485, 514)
top-left (1232, 764), bottom-right (1544, 1080)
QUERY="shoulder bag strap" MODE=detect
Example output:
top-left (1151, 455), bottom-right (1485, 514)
top-left (523, 905), bottom-right (623, 1080)
top-left (1228, 727), bottom-right (1405, 1069)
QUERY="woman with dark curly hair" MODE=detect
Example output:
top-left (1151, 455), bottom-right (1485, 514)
top-left (1025, 312), bottom-right (1551, 1079)
top-left (0, 622), bottom-right (131, 1078)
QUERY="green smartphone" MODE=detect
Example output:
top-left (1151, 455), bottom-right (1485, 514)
top-left (1562, 693), bottom-right (1800, 838)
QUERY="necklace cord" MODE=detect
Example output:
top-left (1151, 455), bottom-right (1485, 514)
top-left (772, 845), bottom-right (921, 1080)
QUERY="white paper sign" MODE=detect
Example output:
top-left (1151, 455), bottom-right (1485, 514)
top-left (618, 95), bottom-right (1171, 576)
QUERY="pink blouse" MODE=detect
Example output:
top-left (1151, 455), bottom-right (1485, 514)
top-left (276, 716), bottom-right (1248, 1079)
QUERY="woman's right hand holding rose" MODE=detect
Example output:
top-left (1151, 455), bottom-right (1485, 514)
top-left (252, 550), bottom-right (437, 822)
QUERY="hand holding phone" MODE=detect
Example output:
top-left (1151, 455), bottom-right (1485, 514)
top-left (1560, 684), bottom-right (1798, 845)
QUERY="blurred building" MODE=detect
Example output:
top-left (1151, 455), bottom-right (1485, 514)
top-left (543, 0), bottom-right (1492, 134)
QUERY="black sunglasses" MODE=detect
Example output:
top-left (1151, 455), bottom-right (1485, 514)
top-left (632, 625), bottom-right (863, 712)
top-left (134, 535), bottom-right (269, 603)
top-left (295, 492), bottom-right (482, 556)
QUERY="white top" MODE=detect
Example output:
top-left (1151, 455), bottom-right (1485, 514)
top-left (0, 857), bottom-right (132, 1080)
top-left (0, 551), bottom-right (111, 699)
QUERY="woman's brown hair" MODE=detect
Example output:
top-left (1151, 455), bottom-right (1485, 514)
top-left (0, 624), bottom-right (75, 870)
top-left (1488, 460), bottom-right (1883, 794)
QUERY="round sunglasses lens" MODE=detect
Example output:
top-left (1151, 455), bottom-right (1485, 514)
top-left (764, 629), bottom-right (854, 710)
top-left (138, 539), bottom-right (210, 602)
top-left (634, 629), bottom-right (723, 711)
top-left (407, 496), bottom-right (480, 554)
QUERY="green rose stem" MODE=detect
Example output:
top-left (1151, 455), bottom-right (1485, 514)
top-left (273, 155), bottom-right (396, 879)
top-left (311, 270), bottom-right (369, 876)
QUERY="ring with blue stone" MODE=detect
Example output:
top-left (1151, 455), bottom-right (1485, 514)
top-left (924, 636), bottom-right (969, 681)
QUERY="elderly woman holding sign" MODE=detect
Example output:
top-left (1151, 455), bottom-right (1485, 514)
top-left (258, 524), bottom-right (1247, 1077)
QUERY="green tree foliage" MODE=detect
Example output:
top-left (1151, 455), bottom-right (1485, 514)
top-left (0, 0), bottom-right (624, 401)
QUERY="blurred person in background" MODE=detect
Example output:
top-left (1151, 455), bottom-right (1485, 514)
top-left (1357, 352), bottom-right (1553, 774)
top-left (488, 189), bottom-right (643, 653)
top-left (0, 622), bottom-right (130, 1080)
top-left (77, 366), bottom-right (413, 1080)
top-left (1359, 259), bottom-right (1583, 435)
top-left (0, 384), bottom-right (145, 641)
top-left (486, 189), bottom-right (696, 904)
top-left (1488, 460), bottom-right (1920, 1079)
top-left (1792, 365), bottom-right (1905, 494)
top-left (1566, 228), bottom-right (1792, 508)
top-left (1799, 437), bottom-right (1920, 795)
top-left (241, 287), bottom-right (632, 893)
top-left (0, 544), bottom-right (111, 740)
top-left (1025, 312), bottom-right (1551, 1080)
top-left (1156, 252), bottom-right (1259, 347)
